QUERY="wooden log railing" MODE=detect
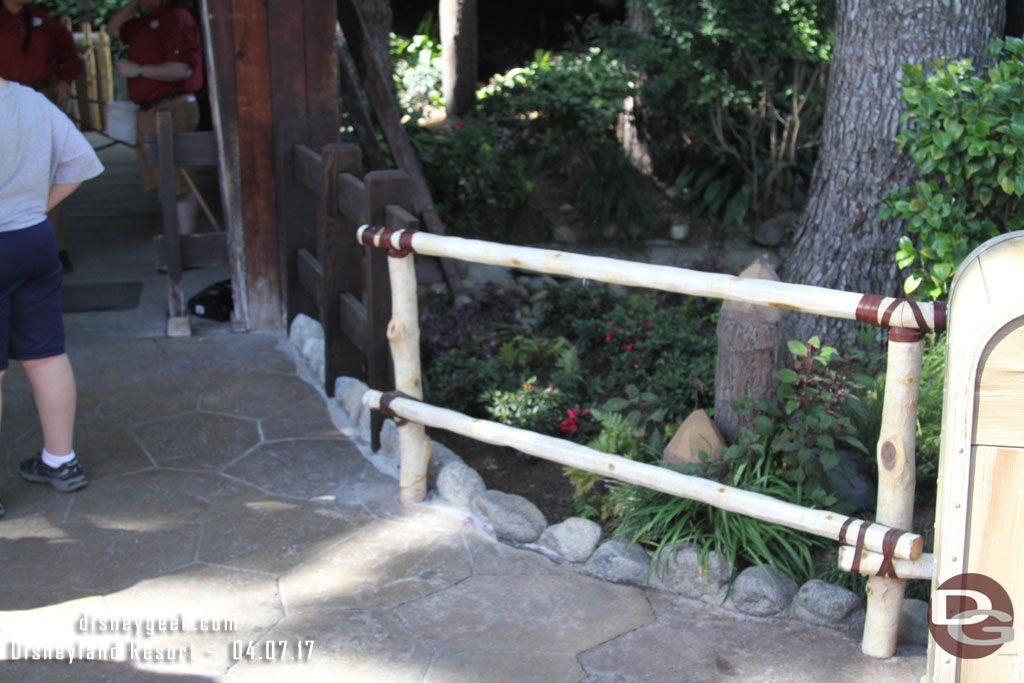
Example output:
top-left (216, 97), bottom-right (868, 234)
top-left (356, 224), bottom-right (947, 660)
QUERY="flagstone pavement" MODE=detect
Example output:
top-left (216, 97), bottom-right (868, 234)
top-left (0, 331), bottom-right (928, 683)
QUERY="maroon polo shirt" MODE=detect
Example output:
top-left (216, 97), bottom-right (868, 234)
top-left (0, 6), bottom-right (82, 86)
top-left (121, 4), bottom-right (202, 105)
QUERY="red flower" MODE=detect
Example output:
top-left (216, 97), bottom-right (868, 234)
top-left (625, 343), bottom-right (634, 352)
top-left (559, 419), bottom-right (578, 433)
top-left (566, 408), bottom-right (579, 421)
top-left (605, 332), bottom-right (613, 342)
top-left (454, 121), bottom-right (465, 129)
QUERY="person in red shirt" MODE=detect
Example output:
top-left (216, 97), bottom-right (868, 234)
top-left (106, 0), bottom-right (203, 236)
top-left (0, 0), bottom-right (84, 273)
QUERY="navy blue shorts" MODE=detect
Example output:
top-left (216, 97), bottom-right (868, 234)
top-left (0, 220), bottom-right (66, 372)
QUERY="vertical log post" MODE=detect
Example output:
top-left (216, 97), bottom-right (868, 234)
top-left (862, 328), bottom-right (924, 658)
top-left (321, 144), bottom-right (364, 395)
top-left (274, 119), bottom-right (318, 326)
top-left (384, 243), bottom-right (432, 503)
top-left (364, 171), bottom-right (410, 450)
top-left (157, 110), bottom-right (190, 337)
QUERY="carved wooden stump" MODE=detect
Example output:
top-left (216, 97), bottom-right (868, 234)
top-left (714, 259), bottom-right (787, 442)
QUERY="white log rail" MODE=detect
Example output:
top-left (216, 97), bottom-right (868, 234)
top-left (356, 223), bottom-right (940, 661)
top-left (364, 389), bottom-right (924, 561)
top-left (838, 547), bottom-right (934, 581)
top-left (356, 226), bottom-right (946, 334)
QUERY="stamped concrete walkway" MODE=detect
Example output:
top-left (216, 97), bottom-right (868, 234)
top-left (0, 331), bottom-right (928, 682)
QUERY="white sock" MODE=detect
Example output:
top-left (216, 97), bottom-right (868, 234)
top-left (42, 449), bottom-right (75, 469)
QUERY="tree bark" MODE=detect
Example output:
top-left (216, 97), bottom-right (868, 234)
top-left (783, 0), bottom-right (1003, 344)
top-left (440, 0), bottom-right (478, 117)
top-left (359, 0), bottom-right (393, 80)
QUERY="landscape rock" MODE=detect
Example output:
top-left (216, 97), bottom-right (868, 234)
top-left (663, 409), bottom-right (726, 465)
top-left (301, 338), bottom-right (325, 382)
top-left (437, 461), bottom-right (487, 510)
top-left (725, 565), bottom-right (798, 617)
top-left (790, 579), bottom-right (864, 630)
top-left (670, 223), bottom-right (690, 241)
top-left (537, 517), bottom-right (603, 563)
top-left (584, 540), bottom-right (653, 585)
top-left (379, 418), bottom-right (400, 456)
top-left (899, 598), bottom-right (930, 646)
top-left (650, 542), bottom-right (732, 599)
top-left (288, 313), bottom-right (323, 349)
top-left (427, 440), bottom-right (464, 488)
top-left (341, 379), bottom-right (369, 423)
top-left (471, 490), bottom-right (548, 543)
top-left (552, 224), bottom-right (581, 244)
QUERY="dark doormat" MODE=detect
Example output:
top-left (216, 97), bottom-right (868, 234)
top-left (62, 281), bottom-right (143, 313)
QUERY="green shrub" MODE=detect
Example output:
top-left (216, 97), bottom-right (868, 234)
top-left (391, 31), bottom-right (444, 118)
top-left (423, 348), bottom-right (502, 415)
top-left (888, 37), bottom-right (1024, 300)
top-left (593, 0), bottom-right (834, 225)
top-left (478, 48), bottom-right (661, 239)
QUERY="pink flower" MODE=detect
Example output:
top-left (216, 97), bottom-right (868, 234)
top-left (607, 321), bottom-right (614, 327)
top-left (605, 332), bottom-right (613, 342)
top-left (633, 363), bottom-right (639, 369)
top-left (625, 343), bottom-right (634, 352)
top-left (559, 419), bottom-right (578, 433)
top-left (566, 408), bottom-right (579, 421)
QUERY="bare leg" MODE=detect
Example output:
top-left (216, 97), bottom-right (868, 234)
top-left (21, 354), bottom-right (76, 457)
top-left (176, 191), bottom-right (199, 236)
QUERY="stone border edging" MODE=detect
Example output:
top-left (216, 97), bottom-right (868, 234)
top-left (284, 313), bottom-right (929, 649)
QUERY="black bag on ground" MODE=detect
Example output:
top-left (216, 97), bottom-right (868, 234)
top-left (188, 279), bottom-right (233, 321)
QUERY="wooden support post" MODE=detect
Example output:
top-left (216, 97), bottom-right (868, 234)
top-left (385, 251), bottom-right (432, 503)
top-left (363, 171), bottom-right (409, 450)
top-left (321, 143), bottom-right (364, 393)
top-left (157, 111), bottom-right (190, 337)
top-left (862, 329), bottom-right (924, 658)
top-left (274, 120), bottom-right (319, 325)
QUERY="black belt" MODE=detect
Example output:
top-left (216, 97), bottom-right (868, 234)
top-left (139, 94), bottom-right (194, 111)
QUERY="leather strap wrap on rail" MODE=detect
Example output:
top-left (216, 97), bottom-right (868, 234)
top-left (875, 528), bottom-right (903, 578)
top-left (850, 521), bottom-right (870, 574)
top-left (359, 224), bottom-right (384, 247)
top-left (839, 516), bottom-right (858, 546)
top-left (378, 391), bottom-right (412, 426)
top-left (855, 295), bottom-right (885, 326)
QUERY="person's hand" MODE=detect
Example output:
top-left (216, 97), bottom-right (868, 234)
top-left (115, 60), bottom-right (140, 79)
top-left (55, 81), bottom-right (71, 111)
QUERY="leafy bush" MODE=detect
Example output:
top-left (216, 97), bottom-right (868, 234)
top-left (35, 0), bottom-right (124, 25)
top-left (915, 333), bottom-right (946, 489)
top-left (478, 48), bottom-right (661, 239)
top-left (391, 30), bottom-right (444, 118)
top-left (593, 0), bottom-right (834, 225)
top-left (887, 37), bottom-right (1024, 299)
top-left (416, 116), bottom-right (542, 240)
top-left (423, 348), bottom-right (502, 415)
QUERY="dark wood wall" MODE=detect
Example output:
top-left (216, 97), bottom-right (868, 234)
top-left (204, 0), bottom-right (339, 330)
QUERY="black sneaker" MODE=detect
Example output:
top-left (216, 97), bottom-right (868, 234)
top-left (19, 454), bottom-right (88, 492)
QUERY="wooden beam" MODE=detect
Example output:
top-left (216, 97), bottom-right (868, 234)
top-left (231, 0), bottom-right (282, 329)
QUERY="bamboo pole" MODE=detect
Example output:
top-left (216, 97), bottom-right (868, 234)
top-left (356, 227), bottom-right (945, 334)
top-left (862, 331), bottom-right (925, 659)
top-left (838, 547), bottom-right (934, 581)
top-left (362, 390), bottom-right (924, 559)
top-left (81, 21), bottom-right (102, 130)
top-left (384, 251), bottom-right (432, 503)
top-left (98, 31), bottom-right (114, 105)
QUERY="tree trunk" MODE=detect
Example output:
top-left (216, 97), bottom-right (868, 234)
top-left (783, 0), bottom-right (1004, 344)
top-left (440, 0), bottom-right (478, 117)
top-left (359, 0), bottom-right (393, 80)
